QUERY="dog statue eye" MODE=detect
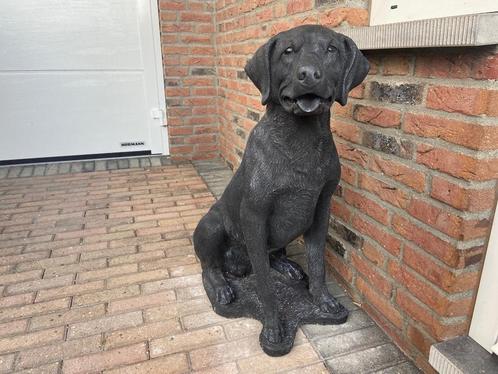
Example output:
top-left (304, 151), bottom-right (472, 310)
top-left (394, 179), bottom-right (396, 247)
top-left (327, 45), bottom-right (337, 53)
top-left (284, 47), bottom-right (294, 54)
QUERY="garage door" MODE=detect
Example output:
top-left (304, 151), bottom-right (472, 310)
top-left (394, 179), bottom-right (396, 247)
top-left (0, 0), bottom-right (168, 163)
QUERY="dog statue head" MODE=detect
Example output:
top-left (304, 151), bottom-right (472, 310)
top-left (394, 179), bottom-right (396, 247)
top-left (245, 25), bottom-right (369, 116)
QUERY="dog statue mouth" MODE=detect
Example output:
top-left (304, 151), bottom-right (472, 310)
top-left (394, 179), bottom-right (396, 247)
top-left (281, 94), bottom-right (332, 115)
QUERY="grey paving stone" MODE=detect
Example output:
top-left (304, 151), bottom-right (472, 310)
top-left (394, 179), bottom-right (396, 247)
top-left (82, 161), bottom-right (95, 172)
top-left (7, 166), bottom-right (22, 178)
top-left (106, 160), bottom-right (118, 170)
top-left (150, 157), bottom-right (161, 166)
top-left (139, 158), bottom-right (151, 168)
top-left (374, 361), bottom-right (421, 373)
top-left (20, 166), bottom-right (34, 177)
top-left (69, 162), bottom-right (82, 173)
top-left (160, 156), bottom-right (172, 165)
top-left (129, 158), bottom-right (140, 168)
top-left (326, 343), bottom-right (406, 374)
top-left (95, 160), bottom-right (107, 171)
top-left (58, 163), bottom-right (71, 174)
top-left (303, 310), bottom-right (374, 340)
top-left (0, 168), bottom-right (8, 179)
top-left (117, 159), bottom-right (130, 169)
top-left (315, 326), bottom-right (389, 359)
top-left (33, 165), bottom-right (46, 176)
top-left (45, 164), bottom-right (58, 175)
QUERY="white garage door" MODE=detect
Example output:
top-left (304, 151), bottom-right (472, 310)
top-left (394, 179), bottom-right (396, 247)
top-left (0, 0), bottom-right (168, 163)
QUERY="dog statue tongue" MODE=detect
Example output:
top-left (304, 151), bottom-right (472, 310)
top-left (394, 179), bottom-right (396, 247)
top-left (296, 94), bottom-right (321, 113)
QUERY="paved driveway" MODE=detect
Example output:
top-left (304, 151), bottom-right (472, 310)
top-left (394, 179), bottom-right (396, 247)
top-left (0, 161), bottom-right (327, 373)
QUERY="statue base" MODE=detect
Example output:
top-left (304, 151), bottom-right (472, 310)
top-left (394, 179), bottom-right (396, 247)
top-left (203, 270), bottom-right (349, 357)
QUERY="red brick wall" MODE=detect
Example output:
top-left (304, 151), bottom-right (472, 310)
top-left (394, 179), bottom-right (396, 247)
top-left (160, 0), bottom-right (498, 371)
top-left (159, 0), bottom-right (219, 160)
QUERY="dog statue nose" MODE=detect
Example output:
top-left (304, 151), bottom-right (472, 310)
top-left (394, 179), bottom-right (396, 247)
top-left (297, 66), bottom-right (322, 84)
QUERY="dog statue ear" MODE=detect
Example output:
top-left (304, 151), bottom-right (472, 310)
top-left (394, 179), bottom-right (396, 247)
top-left (335, 36), bottom-right (369, 106)
top-left (245, 39), bottom-right (276, 105)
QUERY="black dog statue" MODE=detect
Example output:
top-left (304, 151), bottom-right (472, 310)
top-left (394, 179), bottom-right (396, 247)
top-left (194, 25), bottom-right (369, 356)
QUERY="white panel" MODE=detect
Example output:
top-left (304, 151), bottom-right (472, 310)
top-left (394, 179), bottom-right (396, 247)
top-left (370, 0), bottom-right (498, 26)
top-left (0, 72), bottom-right (150, 159)
top-left (0, 0), bottom-right (168, 160)
top-left (0, 0), bottom-right (143, 70)
top-left (469, 202), bottom-right (498, 353)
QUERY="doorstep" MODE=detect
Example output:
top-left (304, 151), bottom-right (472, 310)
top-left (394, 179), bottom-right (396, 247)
top-left (429, 336), bottom-right (498, 374)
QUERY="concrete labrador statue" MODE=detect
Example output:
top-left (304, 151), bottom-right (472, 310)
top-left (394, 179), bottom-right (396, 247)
top-left (194, 25), bottom-right (369, 356)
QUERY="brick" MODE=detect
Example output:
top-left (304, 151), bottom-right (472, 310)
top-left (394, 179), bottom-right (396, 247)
top-left (108, 250), bottom-right (165, 266)
top-left (388, 260), bottom-right (472, 317)
top-left (353, 105), bottom-right (401, 128)
top-left (395, 290), bottom-right (467, 340)
top-left (351, 252), bottom-right (391, 297)
top-left (63, 342), bottom-right (147, 374)
top-left (370, 82), bottom-right (423, 105)
top-left (77, 264), bottom-right (138, 283)
top-left (0, 270), bottom-right (42, 286)
top-left (358, 174), bottom-right (410, 209)
top-left (192, 362), bottom-right (239, 374)
top-left (0, 326), bottom-right (64, 354)
top-left (141, 273), bottom-right (202, 294)
top-left (331, 120), bottom-right (362, 143)
top-left (107, 291), bottom-right (176, 314)
top-left (36, 281), bottom-right (104, 302)
top-left (0, 298), bottom-right (70, 322)
top-left (16, 335), bottom-right (101, 370)
top-left (0, 353), bottom-right (14, 373)
top-left (426, 85), bottom-right (496, 117)
top-left (0, 293), bottom-right (34, 308)
top-left (407, 198), bottom-right (490, 240)
top-left (319, 7), bottom-right (369, 27)
top-left (182, 310), bottom-right (228, 330)
top-left (106, 268), bottom-right (170, 288)
top-left (343, 188), bottom-right (389, 225)
top-left (356, 277), bottom-right (403, 329)
top-left (5, 273), bottom-right (74, 295)
top-left (44, 259), bottom-right (108, 278)
top-left (237, 343), bottom-right (320, 373)
top-left (391, 214), bottom-right (459, 267)
top-left (362, 131), bottom-right (413, 159)
top-left (144, 297), bottom-right (211, 322)
top-left (73, 285), bottom-right (140, 307)
top-left (150, 325), bottom-right (225, 357)
top-left (417, 143), bottom-right (498, 181)
top-left (403, 245), bottom-right (479, 293)
top-left (30, 304), bottom-right (106, 330)
top-left (430, 176), bottom-right (496, 212)
top-left (383, 55), bottom-right (411, 76)
top-left (404, 113), bottom-right (498, 151)
top-left (190, 336), bottom-right (261, 370)
top-left (68, 311), bottom-right (143, 339)
top-left (105, 318), bottom-right (182, 349)
top-left (369, 156), bottom-right (425, 192)
top-left (0, 319), bottom-right (28, 338)
top-left (104, 353), bottom-right (189, 374)
top-left (287, 0), bottom-right (313, 14)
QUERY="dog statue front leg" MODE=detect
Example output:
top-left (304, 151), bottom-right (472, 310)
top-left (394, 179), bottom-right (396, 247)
top-left (304, 182), bottom-right (347, 316)
top-left (240, 198), bottom-right (282, 346)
